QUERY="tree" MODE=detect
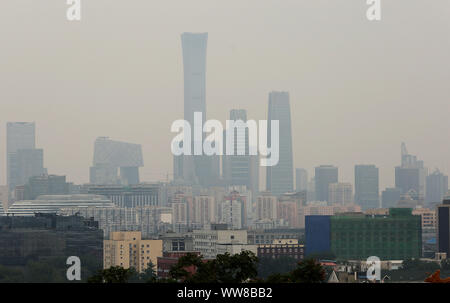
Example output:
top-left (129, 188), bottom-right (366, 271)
top-left (289, 259), bottom-right (326, 283)
top-left (258, 256), bottom-right (298, 279)
top-left (212, 251), bottom-right (258, 283)
top-left (169, 251), bottom-right (259, 283)
top-left (141, 261), bottom-right (158, 283)
top-left (169, 253), bottom-right (204, 282)
top-left (88, 266), bottom-right (135, 283)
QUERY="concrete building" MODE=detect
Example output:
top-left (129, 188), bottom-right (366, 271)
top-left (247, 229), bottom-right (304, 245)
top-left (256, 192), bottom-right (277, 222)
top-left (328, 183), bottom-right (353, 206)
top-left (159, 232), bottom-right (194, 253)
top-left (315, 165), bottom-right (338, 203)
top-left (354, 165), bottom-right (379, 210)
top-left (103, 231), bottom-right (163, 272)
top-left (266, 91), bottom-right (294, 196)
top-left (192, 227), bottom-right (248, 259)
top-left (257, 239), bottom-right (305, 261)
top-left (192, 195), bottom-right (216, 226)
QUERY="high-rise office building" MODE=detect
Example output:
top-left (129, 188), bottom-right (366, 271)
top-left (315, 165), bottom-right (338, 203)
top-left (395, 143), bottom-right (427, 196)
top-left (223, 109), bottom-right (259, 196)
top-left (174, 32), bottom-right (218, 186)
top-left (15, 149), bottom-right (45, 187)
top-left (328, 182), bottom-right (353, 206)
top-left (381, 187), bottom-right (402, 208)
top-left (266, 91), bottom-right (293, 196)
top-left (6, 122), bottom-right (38, 192)
top-left (355, 165), bottom-right (379, 210)
top-left (426, 169), bottom-right (448, 205)
top-left (296, 168), bottom-right (308, 192)
top-left (437, 196), bottom-right (450, 257)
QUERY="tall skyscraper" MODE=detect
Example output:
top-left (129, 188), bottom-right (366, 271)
top-left (355, 165), bottom-right (379, 210)
top-left (315, 165), bottom-right (338, 203)
top-left (426, 169), bottom-right (448, 205)
top-left (296, 168), bottom-right (308, 192)
top-left (174, 32), bottom-right (212, 186)
top-left (266, 91), bottom-right (293, 196)
top-left (223, 109), bottom-right (259, 196)
top-left (7, 122), bottom-right (45, 192)
top-left (395, 143), bottom-right (427, 196)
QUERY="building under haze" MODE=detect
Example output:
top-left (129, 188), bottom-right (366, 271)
top-left (381, 187), bottom-right (402, 209)
top-left (174, 32), bottom-right (220, 187)
top-left (90, 137), bottom-right (143, 185)
top-left (296, 168), bottom-right (308, 192)
top-left (266, 91), bottom-right (294, 196)
top-left (354, 165), bottom-right (379, 210)
top-left (315, 165), bottom-right (338, 203)
top-left (426, 169), bottom-right (448, 205)
top-left (6, 122), bottom-right (46, 193)
top-left (395, 143), bottom-right (427, 197)
top-left (328, 182), bottom-right (353, 206)
top-left (222, 109), bottom-right (259, 196)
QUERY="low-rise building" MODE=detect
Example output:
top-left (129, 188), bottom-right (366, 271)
top-left (257, 239), bottom-right (304, 261)
top-left (103, 231), bottom-right (162, 272)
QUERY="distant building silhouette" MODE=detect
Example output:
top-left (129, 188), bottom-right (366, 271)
top-left (266, 91), bottom-right (293, 196)
top-left (222, 109), bottom-right (259, 196)
top-left (315, 165), bottom-right (338, 203)
top-left (355, 165), bottom-right (379, 210)
top-left (7, 122), bottom-right (46, 192)
top-left (426, 169), bottom-right (448, 205)
top-left (381, 187), bottom-right (402, 208)
top-left (296, 168), bottom-right (308, 192)
top-left (90, 137), bottom-right (143, 185)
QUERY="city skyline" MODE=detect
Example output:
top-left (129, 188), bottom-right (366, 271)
top-left (1, 1), bottom-right (449, 191)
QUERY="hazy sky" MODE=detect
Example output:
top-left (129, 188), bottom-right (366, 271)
top-left (0, 0), bottom-right (449, 191)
